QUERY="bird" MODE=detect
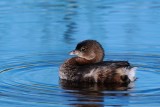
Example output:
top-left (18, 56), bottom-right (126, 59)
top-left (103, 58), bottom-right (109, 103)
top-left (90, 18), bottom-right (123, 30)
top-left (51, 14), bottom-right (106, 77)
top-left (59, 40), bottom-right (136, 85)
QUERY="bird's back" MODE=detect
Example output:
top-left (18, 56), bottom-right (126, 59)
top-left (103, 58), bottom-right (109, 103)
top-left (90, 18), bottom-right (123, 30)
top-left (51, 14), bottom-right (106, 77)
top-left (78, 61), bottom-right (136, 84)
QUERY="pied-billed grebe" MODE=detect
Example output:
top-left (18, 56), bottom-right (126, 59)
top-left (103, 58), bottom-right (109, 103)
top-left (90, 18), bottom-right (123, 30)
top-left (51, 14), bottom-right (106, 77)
top-left (59, 40), bottom-right (136, 84)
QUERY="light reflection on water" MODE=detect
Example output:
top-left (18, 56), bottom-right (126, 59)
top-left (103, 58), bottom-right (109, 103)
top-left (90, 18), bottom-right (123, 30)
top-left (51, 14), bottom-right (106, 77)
top-left (0, 0), bottom-right (160, 107)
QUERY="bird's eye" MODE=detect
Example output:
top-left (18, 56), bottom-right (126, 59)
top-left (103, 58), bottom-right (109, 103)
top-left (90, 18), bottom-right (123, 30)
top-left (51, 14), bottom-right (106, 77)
top-left (81, 48), bottom-right (86, 52)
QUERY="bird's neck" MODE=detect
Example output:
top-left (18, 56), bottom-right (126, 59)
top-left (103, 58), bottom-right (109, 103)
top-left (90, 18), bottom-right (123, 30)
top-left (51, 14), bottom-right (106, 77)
top-left (67, 57), bottom-right (96, 66)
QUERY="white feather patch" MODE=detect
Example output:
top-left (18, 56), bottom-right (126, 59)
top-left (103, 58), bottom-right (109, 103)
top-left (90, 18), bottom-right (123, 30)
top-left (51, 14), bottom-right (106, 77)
top-left (116, 67), bottom-right (137, 82)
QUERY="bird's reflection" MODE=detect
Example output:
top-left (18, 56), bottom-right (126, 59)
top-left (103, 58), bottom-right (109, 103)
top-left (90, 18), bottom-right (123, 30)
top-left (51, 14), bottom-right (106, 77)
top-left (60, 80), bottom-right (133, 107)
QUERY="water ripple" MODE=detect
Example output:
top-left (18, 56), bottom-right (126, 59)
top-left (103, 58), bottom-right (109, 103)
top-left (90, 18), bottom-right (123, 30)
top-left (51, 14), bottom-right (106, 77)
top-left (0, 53), bottom-right (159, 106)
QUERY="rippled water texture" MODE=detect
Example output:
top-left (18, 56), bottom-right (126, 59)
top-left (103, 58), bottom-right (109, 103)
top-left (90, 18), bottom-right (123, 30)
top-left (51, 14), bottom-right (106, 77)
top-left (0, 0), bottom-right (160, 107)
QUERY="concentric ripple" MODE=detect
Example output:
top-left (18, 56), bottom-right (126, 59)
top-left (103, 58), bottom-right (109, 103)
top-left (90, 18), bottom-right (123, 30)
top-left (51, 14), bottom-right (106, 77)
top-left (0, 54), bottom-right (69, 107)
top-left (0, 53), bottom-right (159, 107)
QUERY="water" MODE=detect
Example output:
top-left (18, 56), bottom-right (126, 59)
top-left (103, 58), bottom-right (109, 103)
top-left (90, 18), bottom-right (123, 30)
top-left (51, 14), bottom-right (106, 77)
top-left (0, 0), bottom-right (160, 106)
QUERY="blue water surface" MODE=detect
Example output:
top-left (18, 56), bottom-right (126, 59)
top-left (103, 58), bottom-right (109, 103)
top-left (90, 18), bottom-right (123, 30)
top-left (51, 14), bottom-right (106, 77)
top-left (0, 0), bottom-right (160, 107)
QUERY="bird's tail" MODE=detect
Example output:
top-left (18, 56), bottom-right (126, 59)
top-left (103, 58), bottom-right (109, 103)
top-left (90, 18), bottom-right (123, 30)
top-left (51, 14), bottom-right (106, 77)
top-left (126, 67), bottom-right (137, 82)
top-left (117, 67), bottom-right (137, 82)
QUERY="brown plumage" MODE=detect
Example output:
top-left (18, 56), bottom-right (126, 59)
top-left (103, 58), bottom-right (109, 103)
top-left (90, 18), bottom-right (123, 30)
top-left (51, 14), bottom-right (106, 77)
top-left (59, 40), bottom-right (136, 85)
